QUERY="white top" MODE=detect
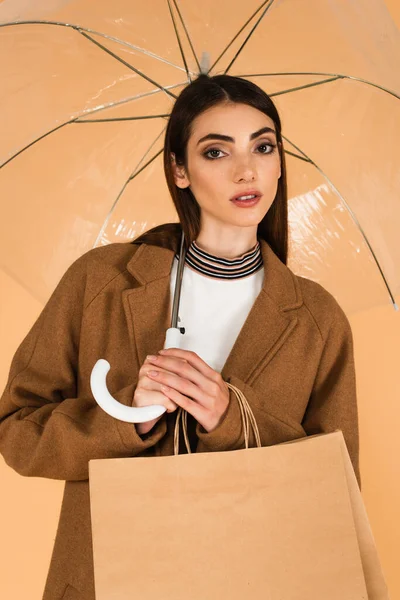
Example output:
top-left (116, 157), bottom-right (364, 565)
top-left (169, 257), bottom-right (264, 373)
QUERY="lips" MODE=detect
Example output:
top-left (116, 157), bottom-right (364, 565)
top-left (230, 189), bottom-right (262, 201)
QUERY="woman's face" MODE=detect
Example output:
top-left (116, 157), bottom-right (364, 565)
top-left (172, 102), bottom-right (281, 230)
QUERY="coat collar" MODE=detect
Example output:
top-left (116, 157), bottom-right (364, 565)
top-left (122, 238), bottom-right (303, 386)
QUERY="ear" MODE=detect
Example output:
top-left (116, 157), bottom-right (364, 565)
top-left (171, 153), bottom-right (190, 188)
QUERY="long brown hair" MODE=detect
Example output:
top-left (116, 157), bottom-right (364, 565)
top-left (132, 74), bottom-right (288, 264)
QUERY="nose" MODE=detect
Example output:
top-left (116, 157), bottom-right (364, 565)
top-left (233, 156), bottom-right (257, 183)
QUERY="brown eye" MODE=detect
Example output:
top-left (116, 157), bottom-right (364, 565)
top-left (257, 143), bottom-right (276, 154)
top-left (203, 148), bottom-right (224, 159)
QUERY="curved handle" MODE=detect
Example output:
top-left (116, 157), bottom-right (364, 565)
top-left (90, 359), bottom-right (166, 423)
top-left (90, 327), bottom-right (183, 423)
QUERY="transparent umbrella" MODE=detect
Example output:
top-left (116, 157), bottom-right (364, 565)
top-left (1, 0), bottom-right (399, 315)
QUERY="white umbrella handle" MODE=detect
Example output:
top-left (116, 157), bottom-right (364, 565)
top-left (90, 327), bottom-right (182, 423)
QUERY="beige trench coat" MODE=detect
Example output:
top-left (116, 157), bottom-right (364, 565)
top-left (0, 233), bottom-right (360, 600)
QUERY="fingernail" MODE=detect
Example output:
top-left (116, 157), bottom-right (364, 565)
top-left (158, 349), bottom-right (167, 354)
top-left (148, 370), bottom-right (159, 376)
top-left (147, 355), bottom-right (157, 360)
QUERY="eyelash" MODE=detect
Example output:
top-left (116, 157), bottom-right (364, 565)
top-left (203, 142), bottom-right (277, 160)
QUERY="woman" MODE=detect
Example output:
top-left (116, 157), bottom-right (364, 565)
top-left (0, 74), bottom-right (360, 600)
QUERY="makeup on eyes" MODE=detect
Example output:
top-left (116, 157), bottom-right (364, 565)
top-left (202, 140), bottom-right (277, 160)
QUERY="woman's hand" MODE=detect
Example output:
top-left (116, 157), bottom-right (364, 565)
top-left (133, 356), bottom-right (181, 436)
top-left (145, 347), bottom-right (230, 433)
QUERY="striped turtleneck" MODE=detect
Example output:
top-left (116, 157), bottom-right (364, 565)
top-left (176, 239), bottom-right (263, 280)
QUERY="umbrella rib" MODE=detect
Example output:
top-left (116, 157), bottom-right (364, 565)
top-left (284, 149), bottom-right (311, 163)
top-left (127, 146), bottom-right (165, 183)
top-left (78, 30), bottom-right (178, 100)
top-left (283, 134), bottom-right (398, 311)
top-left (0, 84), bottom-right (183, 169)
top-left (171, 0), bottom-right (201, 74)
top-left (0, 20), bottom-right (190, 75)
top-left (73, 82), bottom-right (185, 120)
top-left (93, 135), bottom-right (166, 249)
top-left (209, 0), bottom-right (271, 74)
top-left (0, 122), bottom-right (69, 169)
top-left (76, 114), bottom-right (171, 123)
top-left (224, 0), bottom-right (277, 75)
top-left (269, 76), bottom-right (343, 97)
top-left (238, 72), bottom-right (400, 100)
top-left (167, 0), bottom-right (191, 82)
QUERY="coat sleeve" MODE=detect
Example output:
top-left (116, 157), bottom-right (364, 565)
top-left (195, 381), bottom-right (246, 452)
top-left (0, 254), bottom-right (167, 482)
top-left (301, 301), bottom-right (361, 489)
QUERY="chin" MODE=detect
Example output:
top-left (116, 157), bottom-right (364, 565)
top-left (226, 214), bottom-right (263, 228)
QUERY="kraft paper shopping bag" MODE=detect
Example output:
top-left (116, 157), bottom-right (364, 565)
top-left (89, 386), bottom-right (389, 599)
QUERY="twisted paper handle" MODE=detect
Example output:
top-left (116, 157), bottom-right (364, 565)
top-left (173, 382), bottom-right (261, 455)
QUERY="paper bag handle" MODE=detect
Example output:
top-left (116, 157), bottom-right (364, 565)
top-left (173, 382), bottom-right (262, 455)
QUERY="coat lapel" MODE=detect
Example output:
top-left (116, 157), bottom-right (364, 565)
top-left (122, 243), bottom-right (173, 372)
top-left (123, 237), bottom-right (303, 385)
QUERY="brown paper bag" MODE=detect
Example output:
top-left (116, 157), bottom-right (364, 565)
top-left (89, 386), bottom-right (389, 600)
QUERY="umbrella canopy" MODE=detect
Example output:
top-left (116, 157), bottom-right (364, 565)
top-left (1, 0), bottom-right (399, 314)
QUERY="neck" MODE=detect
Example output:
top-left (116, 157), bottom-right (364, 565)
top-left (194, 234), bottom-right (259, 259)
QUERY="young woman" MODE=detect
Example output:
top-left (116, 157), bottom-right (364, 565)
top-left (0, 74), bottom-right (360, 600)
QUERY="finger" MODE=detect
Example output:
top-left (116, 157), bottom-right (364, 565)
top-left (139, 360), bottom-right (178, 381)
top-left (147, 370), bottom-right (206, 406)
top-left (160, 386), bottom-right (203, 422)
top-left (154, 352), bottom-right (223, 397)
top-left (133, 388), bottom-right (178, 413)
top-left (147, 355), bottom-right (204, 388)
top-left (158, 348), bottom-right (221, 382)
top-left (139, 367), bottom-right (180, 394)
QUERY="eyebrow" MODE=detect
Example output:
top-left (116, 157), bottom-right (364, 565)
top-left (196, 126), bottom-right (277, 146)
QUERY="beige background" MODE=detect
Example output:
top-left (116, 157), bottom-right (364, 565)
top-left (1, 1), bottom-right (399, 598)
